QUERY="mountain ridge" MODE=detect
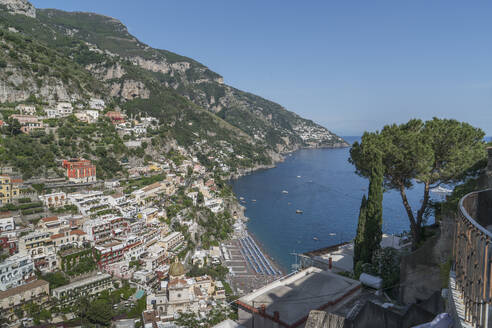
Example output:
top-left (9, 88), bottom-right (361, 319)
top-left (0, 0), bottom-right (348, 176)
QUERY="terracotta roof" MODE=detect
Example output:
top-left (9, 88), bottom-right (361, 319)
top-left (168, 278), bottom-right (188, 288)
top-left (41, 216), bottom-right (58, 223)
top-left (50, 233), bottom-right (64, 240)
top-left (142, 310), bottom-right (157, 324)
top-left (0, 279), bottom-right (48, 299)
top-left (70, 229), bottom-right (86, 236)
top-left (194, 286), bottom-right (202, 297)
top-left (11, 179), bottom-right (23, 184)
top-left (143, 182), bottom-right (161, 192)
top-left (110, 193), bottom-right (124, 198)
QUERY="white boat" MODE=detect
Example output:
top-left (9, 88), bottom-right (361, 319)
top-left (282, 190), bottom-right (289, 194)
top-left (239, 197), bottom-right (244, 200)
top-left (297, 176), bottom-right (301, 178)
top-left (313, 237), bottom-right (319, 241)
top-left (296, 209), bottom-right (303, 214)
top-left (430, 186), bottom-right (453, 194)
top-left (252, 199), bottom-right (256, 202)
top-left (329, 233), bottom-right (336, 236)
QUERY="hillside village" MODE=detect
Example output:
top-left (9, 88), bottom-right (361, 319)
top-left (0, 97), bottom-right (253, 324)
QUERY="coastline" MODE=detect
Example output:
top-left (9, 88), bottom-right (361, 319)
top-left (247, 229), bottom-right (288, 275)
top-left (226, 142), bottom-right (350, 277)
top-left (228, 142), bottom-right (350, 180)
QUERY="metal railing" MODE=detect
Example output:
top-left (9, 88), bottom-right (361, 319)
top-left (454, 189), bottom-right (492, 327)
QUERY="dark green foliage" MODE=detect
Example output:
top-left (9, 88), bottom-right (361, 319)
top-left (86, 298), bottom-right (113, 325)
top-left (188, 264), bottom-right (229, 281)
top-left (0, 3), bottom-right (346, 179)
top-left (364, 151), bottom-right (384, 259)
top-left (354, 150), bottom-right (383, 276)
top-left (66, 256), bottom-right (96, 276)
top-left (350, 118), bottom-right (486, 247)
top-left (42, 271), bottom-right (69, 289)
top-left (353, 195), bottom-right (367, 277)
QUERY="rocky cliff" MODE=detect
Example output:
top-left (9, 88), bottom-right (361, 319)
top-left (0, 0), bottom-right (35, 18)
top-left (0, 1), bottom-right (348, 171)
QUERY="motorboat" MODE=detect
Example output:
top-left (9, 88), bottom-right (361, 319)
top-left (430, 186), bottom-right (453, 194)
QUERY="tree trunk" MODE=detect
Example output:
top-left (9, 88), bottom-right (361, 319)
top-left (398, 185), bottom-right (421, 248)
top-left (416, 181), bottom-right (430, 231)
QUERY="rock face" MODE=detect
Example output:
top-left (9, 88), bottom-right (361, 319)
top-left (110, 80), bottom-right (150, 100)
top-left (0, 0), bottom-right (36, 18)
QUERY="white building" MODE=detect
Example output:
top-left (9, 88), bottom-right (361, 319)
top-left (108, 193), bottom-right (127, 207)
top-left (16, 104), bottom-right (36, 115)
top-left (0, 217), bottom-right (14, 232)
top-left (50, 229), bottom-right (87, 249)
top-left (89, 98), bottom-right (105, 111)
top-left (39, 192), bottom-right (67, 208)
top-left (18, 231), bottom-right (57, 273)
top-left (104, 180), bottom-right (120, 189)
top-left (142, 244), bottom-right (167, 271)
top-left (52, 273), bottom-right (113, 304)
top-left (82, 216), bottom-right (129, 243)
top-left (85, 110), bottom-right (99, 122)
top-left (45, 108), bottom-right (57, 118)
top-left (56, 102), bottom-right (73, 117)
top-left (159, 232), bottom-right (184, 252)
top-left (0, 254), bottom-right (35, 291)
top-left (204, 198), bottom-right (224, 213)
top-left (67, 191), bottom-right (110, 216)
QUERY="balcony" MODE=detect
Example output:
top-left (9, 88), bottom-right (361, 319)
top-left (453, 189), bottom-right (492, 327)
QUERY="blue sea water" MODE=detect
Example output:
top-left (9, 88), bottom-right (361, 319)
top-left (230, 136), bottom-right (443, 272)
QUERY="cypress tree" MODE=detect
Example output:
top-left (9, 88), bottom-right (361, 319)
top-left (364, 150), bottom-right (383, 263)
top-left (354, 195), bottom-right (368, 272)
top-left (353, 150), bottom-right (383, 275)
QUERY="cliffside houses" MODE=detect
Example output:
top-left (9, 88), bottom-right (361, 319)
top-left (9, 114), bottom-right (43, 133)
top-left (0, 279), bottom-right (49, 320)
top-left (39, 191), bottom-right (67, 208)
top-left (0, 175), bottom-right (21, 205)
top-left (146, 261), bottom-right (226, 319)
top-left (0, 122), bottom-right (240, 323)
top-left (0, 254), bottom-right (35, 291)
top-left (52, 273), bottom-right (113, 304)
top-left (106, 111), bottom-right (126, 124)
top-left (68, 191), bottom-right (109, 216)
top-left (62, 159), bottom-right (97, 184)
top-left (15, 104), bottom-right (36, 115)
top-left (45, 102), bottom-right (73, 118)
top-left (74, 109), bottom-right (99, 123)
top-left (89, 98), bottom-right (105, 111)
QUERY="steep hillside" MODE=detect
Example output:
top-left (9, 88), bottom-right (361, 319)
top-left (0, 0), bottom-right (348, 176)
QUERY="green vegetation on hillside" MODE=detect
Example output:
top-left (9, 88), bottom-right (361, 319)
top-left (0, 116), bottom-right (125, 178)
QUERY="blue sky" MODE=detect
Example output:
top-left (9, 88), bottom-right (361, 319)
top-left (31, 0), bottom-right (492, 136)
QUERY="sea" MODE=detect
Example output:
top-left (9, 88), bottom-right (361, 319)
top-left (230, 136), bottom-right (447, 272)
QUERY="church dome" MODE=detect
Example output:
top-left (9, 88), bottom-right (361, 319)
top-left (169, 260), bottom-right (186, 277)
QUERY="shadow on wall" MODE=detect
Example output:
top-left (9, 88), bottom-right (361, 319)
top-left (235, 268), bottom-right (362, 328)
top-left (305, 291), bottom-right (444, 328)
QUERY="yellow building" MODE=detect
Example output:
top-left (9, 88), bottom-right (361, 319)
top-left (0, 176), bottom-right (20, 205)
top-left (148, 164), bottom-right (162, 172)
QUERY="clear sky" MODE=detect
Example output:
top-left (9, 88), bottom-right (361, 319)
top-left (31, 0), bottom-right (492, 136)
